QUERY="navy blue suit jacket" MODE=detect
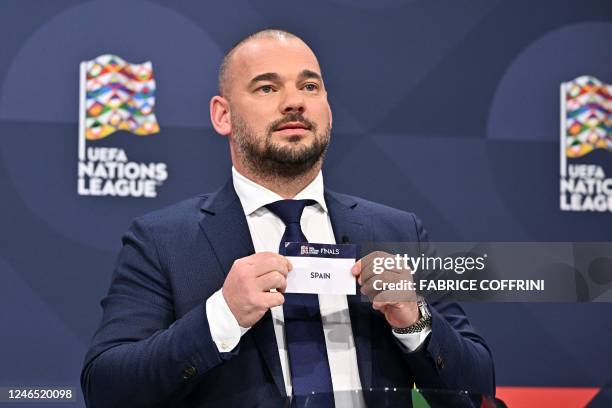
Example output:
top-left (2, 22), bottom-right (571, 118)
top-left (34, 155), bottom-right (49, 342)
top-left (81, 181), bottom-right (495, 407)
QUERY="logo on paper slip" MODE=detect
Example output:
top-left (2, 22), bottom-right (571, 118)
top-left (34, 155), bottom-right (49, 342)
top-left (559, 75), bottom-right (612, 212)
top-left (77, 54), bottom-right (168, 198)
top-left (300, 245), bottom-right (319, 255)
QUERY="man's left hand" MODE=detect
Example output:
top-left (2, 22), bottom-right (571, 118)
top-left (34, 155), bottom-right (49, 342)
top-left (351, 251), bottom-right (420, 329)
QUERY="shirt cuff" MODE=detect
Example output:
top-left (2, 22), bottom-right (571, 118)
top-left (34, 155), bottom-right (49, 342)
top-left (392, 326), bottom-right (432, 352)
top-left (205, 289), bottom-right (250, 353)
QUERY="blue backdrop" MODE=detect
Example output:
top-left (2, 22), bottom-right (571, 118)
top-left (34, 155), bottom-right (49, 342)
top-left (0, 1), bottom-right (611, 406)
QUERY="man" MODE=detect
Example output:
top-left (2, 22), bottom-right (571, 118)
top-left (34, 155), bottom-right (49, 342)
top-left (81, 29), bottom-right (494, 407)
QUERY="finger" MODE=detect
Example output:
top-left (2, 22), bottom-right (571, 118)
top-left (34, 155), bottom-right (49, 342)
top-left (361, 269), bottom-right (406, 288)
top-left (359, 251), bottom-right (389, 283)
top-left (351, 260), bottom-right (361, 277)
top-left (277, 280), bottom-right (287, 293)
top-left (359, 251), bottom-right (392, 271)
top-left (262, 291), bottom-right (285, 309)
top-left (252, 253), bottom-right (291, 277)
top-left (256, 271), bottom-right (286, 291)
top-left (360, 280), bottom-right (382, 300)
top-left (374, 288), bottom-right (417, 303)
top-left (360, 268), bottom-right (388, 287)
top-left (351, 261), bottom-right (362, 285)
top-left (276, 274), bottom-right (288, 293)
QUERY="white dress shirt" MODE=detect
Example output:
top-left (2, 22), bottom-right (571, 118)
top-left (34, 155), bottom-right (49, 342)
top-left (205, 167), bottom-right (430, 405)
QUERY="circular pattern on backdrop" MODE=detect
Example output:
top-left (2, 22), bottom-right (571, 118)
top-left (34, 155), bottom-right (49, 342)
top-left (487, 22), bottom-right (612, 143)
top-left (0, 0), bottom-right (226, 251)
top-left (485, 22), bottom-right (612, 240)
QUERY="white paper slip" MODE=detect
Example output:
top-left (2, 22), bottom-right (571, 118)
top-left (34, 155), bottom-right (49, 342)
top-left (283, 242), bottom-right (357, 295)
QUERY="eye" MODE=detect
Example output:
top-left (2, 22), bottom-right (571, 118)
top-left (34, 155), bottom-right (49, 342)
top-left (304, 83), bottom-right (318, 92)
top-left (257, 85), bottom-right (274, 94)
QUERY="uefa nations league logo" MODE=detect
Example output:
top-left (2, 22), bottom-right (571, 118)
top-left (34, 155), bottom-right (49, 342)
top-left (77, 54), bottom-right (168, 198)
top-left (559, 76), bottom-right (611, 212)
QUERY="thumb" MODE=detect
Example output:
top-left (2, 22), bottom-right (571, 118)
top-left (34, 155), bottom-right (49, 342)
top-left (351, 260), bottom-right (362, 277)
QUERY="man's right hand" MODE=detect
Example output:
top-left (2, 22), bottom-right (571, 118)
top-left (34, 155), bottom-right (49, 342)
top-left (222, 252), bottom-right (291, 328)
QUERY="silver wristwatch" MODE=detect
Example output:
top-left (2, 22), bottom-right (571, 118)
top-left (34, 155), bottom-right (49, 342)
top-left (392, 301), bottom-right (432, 334)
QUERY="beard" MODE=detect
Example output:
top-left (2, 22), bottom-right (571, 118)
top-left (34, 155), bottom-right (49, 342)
top-left (231, 112), bottom-right (331, 180)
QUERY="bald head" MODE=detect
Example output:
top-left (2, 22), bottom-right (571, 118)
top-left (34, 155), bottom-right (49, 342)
top-left (218, 29), bottom-right (316, 98)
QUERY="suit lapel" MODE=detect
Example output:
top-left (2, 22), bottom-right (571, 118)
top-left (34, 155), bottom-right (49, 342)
top-left (199, 181), bottom-right (254, 275)
top-left (198, 181), bottom-right (286, 396)
top-left (325, 190), bottom-right (374, 390)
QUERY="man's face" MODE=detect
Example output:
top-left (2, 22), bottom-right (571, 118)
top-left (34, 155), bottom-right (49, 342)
top-left (224, 37), bottom-right (332, 178)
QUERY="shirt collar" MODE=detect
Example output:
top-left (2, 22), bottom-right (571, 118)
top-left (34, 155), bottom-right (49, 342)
top-left (232, 166), bottom-right (328, 216)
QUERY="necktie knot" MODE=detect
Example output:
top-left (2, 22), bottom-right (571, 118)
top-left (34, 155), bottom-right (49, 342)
top-left (265, 199), bottom-right (316, 226)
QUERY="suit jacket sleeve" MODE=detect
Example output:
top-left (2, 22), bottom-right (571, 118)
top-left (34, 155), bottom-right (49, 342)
top-left (398, 214), bottom-right (496, 396)
top-left (80, 218), bottom-right (224, 408)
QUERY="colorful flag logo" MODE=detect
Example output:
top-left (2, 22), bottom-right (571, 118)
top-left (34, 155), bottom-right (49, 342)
top-left (561, 75), bottom-right (611, 158)
top-left (79, 54), bottom-right (159, 141)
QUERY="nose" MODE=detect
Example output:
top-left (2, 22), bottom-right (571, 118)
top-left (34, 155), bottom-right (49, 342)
top-left (279, 87), bottom-right (305, 114)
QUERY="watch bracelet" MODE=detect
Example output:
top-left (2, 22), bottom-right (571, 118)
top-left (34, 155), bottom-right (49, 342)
top-left (392, 301), bottom-right (432, 334)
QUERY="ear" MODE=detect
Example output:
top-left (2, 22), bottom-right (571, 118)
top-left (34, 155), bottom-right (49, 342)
top-left (210, 95), bottom-right (231, 136)
top-left (328, 103), bottom-right (333, 130)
